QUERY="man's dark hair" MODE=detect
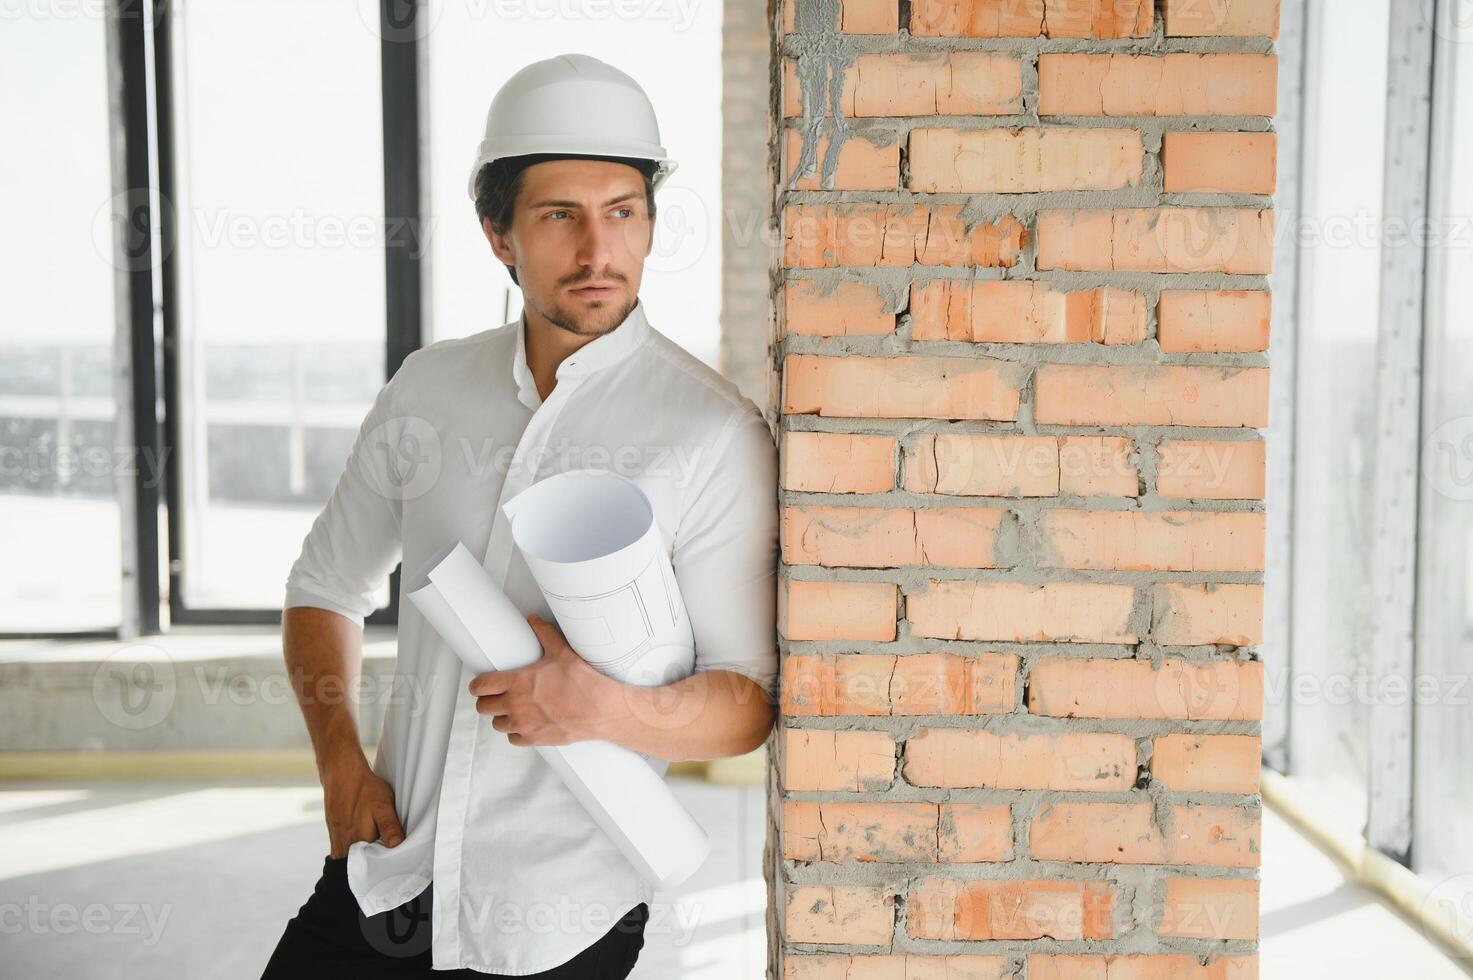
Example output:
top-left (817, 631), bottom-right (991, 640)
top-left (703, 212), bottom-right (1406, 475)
top-left (473, 153), bottom-right (660, 286)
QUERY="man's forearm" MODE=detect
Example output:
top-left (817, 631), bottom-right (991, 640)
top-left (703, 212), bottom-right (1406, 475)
top-left (593, 668), bottom-right (775, 763)
top-left (282, 606), bottom-right (370, 774)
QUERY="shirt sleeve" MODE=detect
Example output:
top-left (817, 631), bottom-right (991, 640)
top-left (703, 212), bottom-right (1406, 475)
top-left (671, 405), bottom-right (780, 702)
top-left (282, 365), bottom-right (410, 627)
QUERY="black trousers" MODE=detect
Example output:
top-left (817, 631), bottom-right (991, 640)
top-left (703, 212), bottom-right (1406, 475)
top-left (261, 855), bottom-right (648, 979)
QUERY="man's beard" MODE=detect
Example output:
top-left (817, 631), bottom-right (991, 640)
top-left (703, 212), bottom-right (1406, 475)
top-left (530, 290), bottom-right (635, 338)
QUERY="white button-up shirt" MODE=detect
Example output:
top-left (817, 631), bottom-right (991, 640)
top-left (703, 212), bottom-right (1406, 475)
top-left (282, 297), bottom-right (778, 975)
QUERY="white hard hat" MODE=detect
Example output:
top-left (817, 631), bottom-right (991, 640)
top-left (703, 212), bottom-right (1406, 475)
top-left (467, 53), bottom-right (678, 201)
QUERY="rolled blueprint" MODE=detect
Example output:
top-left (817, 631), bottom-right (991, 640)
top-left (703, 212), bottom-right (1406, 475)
top-left (406, 496), bottom-right (711, 890)
top-left (500, 468), bottom-right (696, 689)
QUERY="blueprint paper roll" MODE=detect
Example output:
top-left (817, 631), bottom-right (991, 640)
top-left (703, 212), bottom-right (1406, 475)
top-left (500, 468), bottom-right (695, 689)
top-left (405, 542), bottom-right (710, 892)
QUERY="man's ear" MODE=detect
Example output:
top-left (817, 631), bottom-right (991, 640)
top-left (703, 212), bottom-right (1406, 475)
top-left (484, 216), bottom-right (515, 266)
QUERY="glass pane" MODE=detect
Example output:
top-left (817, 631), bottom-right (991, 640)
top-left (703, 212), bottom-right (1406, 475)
top-left (1286, 0), bottom-right (1392, 838)
top-left (1413, 22), bottom-right (1473, 886)
top-left (170, 0), bottom-right (388, 610)
top-left (0, 14), bottom-right (123, 632)
top-left (425, 6), bottom-right (724, 367)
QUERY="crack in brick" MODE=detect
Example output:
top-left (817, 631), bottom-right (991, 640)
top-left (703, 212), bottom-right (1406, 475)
top-left (886, 656), bottom-right (898, 715)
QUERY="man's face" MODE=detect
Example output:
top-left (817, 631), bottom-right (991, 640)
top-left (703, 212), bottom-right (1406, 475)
top-left (483, 158), bottom-right (653, 337)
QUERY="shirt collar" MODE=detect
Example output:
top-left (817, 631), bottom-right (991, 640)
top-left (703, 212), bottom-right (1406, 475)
top-left (511, 296), bottom-right (651, 411)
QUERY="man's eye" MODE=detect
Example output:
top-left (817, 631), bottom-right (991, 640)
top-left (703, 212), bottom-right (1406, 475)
top-left (614, 208), bottom-right (634, 218)
top-left (548, 210), bottom-right (570, 220)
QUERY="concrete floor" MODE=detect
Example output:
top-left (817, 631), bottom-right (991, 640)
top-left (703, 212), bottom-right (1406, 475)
top-left (0, 775), bottom-right (766, 979)
top-left (0, 777), bottom-right (1466, 979)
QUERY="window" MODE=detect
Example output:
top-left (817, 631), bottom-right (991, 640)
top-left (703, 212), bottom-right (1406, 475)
top-left (0, 14), bottom-right (123, 632)
top-left (1274, 0), bottom-right (1473, 898)
top-left (1, 2), bottom-right (727, 636)
top-left (1412, 7), bottom-right (1473, 886)
top-left (1285, 0), bottom-right (1392, 837)
top-left (167, 0), bottom-right (388, 612)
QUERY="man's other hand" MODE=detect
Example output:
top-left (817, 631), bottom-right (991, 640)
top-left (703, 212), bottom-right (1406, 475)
top-left (467, 614), bottom-right (613, 747)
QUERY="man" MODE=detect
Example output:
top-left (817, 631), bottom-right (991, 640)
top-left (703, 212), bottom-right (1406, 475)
top-left (261, 53), bottom-right (778, 979)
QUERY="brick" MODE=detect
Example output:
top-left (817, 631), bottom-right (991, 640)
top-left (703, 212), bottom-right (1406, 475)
top-left (782, 653), bottom-right (899, 717)
top-left (1160, 878), bottom-right (1259, 939)
top-left (903, 729), bottom-right (1136, 791)
top-left (1038, 510), bottom-right (1265, 572)
top-left (785, 884), bottom-right (894, 944)
top-left (1034, 364), bottom-right (1270, 427)
top-left (1038, 54), bottom-right (1278, 116)
top-left (907, 128), bottom-right (1144, 193)
top-left (1029, 802), bottom-right (1261, 867)
top-left (1036, 208), bottom-right (1274, 274)
top-left (782, 652), bottom-right (1019, 717)
top-left (903, 433), bottom-right (1060, 497)
top-left (1152, 583), bottom-right (1264, 645)
top-left (1028, 658), bottom-right (1263, 721)
top-left (910, 280), bottom-right (1147, 345)
top-left (783, 355), bottom-right (1026, 421)
top-left (782, 59), bottom-right (803, 118)
top-left (785, 954), bottom-right (1012, 980)
top-left (1164, 0), bottom-right (1280, 37)
top-left (783, 505), bottom-right (1010, 568)
top-left (1163, 133), bottom-right (1277, 194)
top-left (910, 581), bottom-right (1137, 643)
top-left (1156, 439), bottom-right (1267, 499)
top-left (784, 280), bottom-right (895, 338)
top-left (1157, 291), bottom-right (1272, 353)
top-left (782, 728), bottom-right (897, 791)
top-left (783, 54), bottom-right (1024, 118)
top-left (784, 801), bottom-right (940, 862)
top-left (1029, 955), bottom-right (1260, 980)
top-left (909, 878), bottom-right (1115, 940)
top-left (781, 803), bottom-right (1012, 867)
top-left (910, 0), bottom-right (1153, 38)
top-left (781, 432), bottom-right (897, 493)
top-left (847, 53), bottom-right (1024, 117)
top-left (779, 578), bottom-right (897, 641)
top-left (1059, 436), bottom-right (1139, 497)
top-left (939, 803), bottom-right (1015, 862)
top-left (894, 653), bottom-right (1019, 715)
top-left (1152, 734), bottom-right (1262, 794)
top-left (784, 205), bottom-right (1027, 269)
top-left (783, 130), bottom-right (901, 192)
top-left (839, 0), bottom-right (899, 33)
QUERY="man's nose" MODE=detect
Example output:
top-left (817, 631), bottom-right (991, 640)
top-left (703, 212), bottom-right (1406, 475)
top-left (574, 217), bottom-right (617, 269)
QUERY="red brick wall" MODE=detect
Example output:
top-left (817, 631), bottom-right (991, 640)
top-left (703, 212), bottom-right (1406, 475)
top-left (769, 1), bottom-right (1276, 977)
